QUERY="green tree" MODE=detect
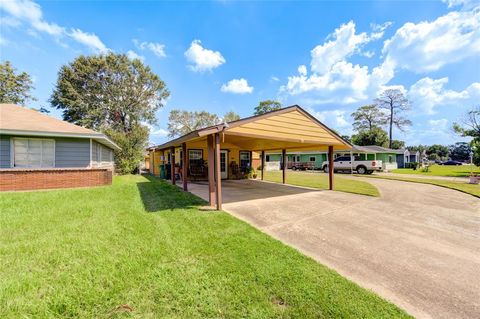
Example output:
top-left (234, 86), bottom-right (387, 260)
top-left (453, 107), bottom-right (480, 165)
top-left (351, 104), bottom-right (386, 131)
top-left (254, 100), bottom-right (281, 115)
top-left (223, 111), bottom-right (240, 122)
top-left (449, 142), bottom-right (472, 161)
top-left (0, 61), bottom-right (36, 105)
top-left (167, 110), bottom-right (219, 137)
top-left (51, 53), bottom-right (169, 174)
top-left (390, 140), bottom-right (405, 149)
top-left (427, 144), bottom-right (449, 160)
top-left (351, 127), bottom-right (389, 147)
top-left (375, 89), bottom-right (412, 148)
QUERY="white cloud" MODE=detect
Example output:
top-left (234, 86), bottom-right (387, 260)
top-left (310, 21), bottom-right (372, 74)
top-left (281, 21), bottom-right (394, 105)
top-left (428, 118), bottom-right (448, 130)
top-left (408, 77), bottom-right (480, 114)
top-left (270, 76), bottom-right (280, 82)
top-left (297, 65), bottom-right (307, 76)
top-left (151, 128), bottom-right (169, 137)
top-left (442, 0), bottom-right (479, 9)
top-left (221, 78), bottom-right (253, 94)
top-left (133, 39), bottom-right (166, 58)
top-left (0, 0), bottom-right (109, 53)
top-left (184, 39), bottom-right (225, 72)
top-left (382, 9), bottom-right (480, 72)
top-left (126, 50), bottom-right (145, 61)
top-left (0, 0), bottom-right (64, 36)
top-left (69, 29), bottom-right (109, 53)
top-left (306, 107), bottom-right (351, 133)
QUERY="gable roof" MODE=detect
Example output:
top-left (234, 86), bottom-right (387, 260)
top-left (0, 104), bottom-right (120, 150)
top-left (150, 105), bottom-right (352, 150)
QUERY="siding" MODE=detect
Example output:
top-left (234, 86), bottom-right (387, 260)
top-left (55, 138), bottom-right (90, 168)
top-left (0, 135), bottom-right (11, 168)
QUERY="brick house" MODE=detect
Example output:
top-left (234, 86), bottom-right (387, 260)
top-left (0, 104), bottom-right (120, 191)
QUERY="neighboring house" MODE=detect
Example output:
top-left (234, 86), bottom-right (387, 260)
top-left (265, 145), bottom-right (403, 171)
top-left (397, 149), bottom-right (420, 168)
top-left (0, 104), bottom-right (120, 191)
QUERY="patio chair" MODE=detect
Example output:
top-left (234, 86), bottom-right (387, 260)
top-left (189, 161), bottom-right (206, 181)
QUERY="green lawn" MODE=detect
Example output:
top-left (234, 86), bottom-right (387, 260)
top-left (365, 175), bottom-right (480, 198)
top-left (263, 170), bottom-right (380, 197)
top-left (392, 164), bottom-right (480, 177)
top-left (0, 175), bottom-right (408, 318)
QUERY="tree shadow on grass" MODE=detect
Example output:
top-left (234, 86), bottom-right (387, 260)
top-left (137, 175), bottom-right (207, 212)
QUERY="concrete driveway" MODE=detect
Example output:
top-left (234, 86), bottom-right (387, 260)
top-left (188, 178), bottom-right (480, 319)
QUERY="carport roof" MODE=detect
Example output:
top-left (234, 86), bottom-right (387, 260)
top-left (149, 105), bottom-right (352, 151)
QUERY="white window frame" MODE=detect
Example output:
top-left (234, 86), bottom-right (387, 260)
top-left (11, 137), bottom-right (55, 168)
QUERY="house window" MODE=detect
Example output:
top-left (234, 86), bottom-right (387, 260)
top-left (266, 155), bottom-right (270, 162)
top-left (239, 151), bottom-right (251, 170)
top-left (292, 155), bottom-right (300, 162)
top-left (388, 155), bottom-right (393, 163)
top-left (309, 156), bottom-right (316, 162)
top-left (13, 138), bottom-right (54, 168)
top-left (188, 149), bottom-right (203, 167)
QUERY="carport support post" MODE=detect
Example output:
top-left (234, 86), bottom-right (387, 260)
top-left (207, 135), bottom-right (216, 206)
top-left (170, 146), bottom-right (176, 185)
top-left (215, 133), bottom-right (222, 210)
top-left (282, 149), bottom-right (286, 184)
top-left (182, 142), bottom-right (188, 191)
top-left (328, 145), bottom-right (334, 190)
top-left (261, 150), bottom-right (265, 181)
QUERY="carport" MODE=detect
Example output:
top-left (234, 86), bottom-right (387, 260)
top-left (148, 105), bottom-right (351, 210)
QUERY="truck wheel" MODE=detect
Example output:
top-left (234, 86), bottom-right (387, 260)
top-left (323, 166), bottom-right (328, 173)
top-left (357, 166), bottom-right (367, 174)
top-left (292, 166), bottom-right (297, 171)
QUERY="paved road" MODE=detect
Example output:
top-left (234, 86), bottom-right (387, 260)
top-left (189, 178), bottom-right (480, 319)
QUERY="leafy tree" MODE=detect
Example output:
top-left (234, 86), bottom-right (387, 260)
top-left (51, 53), bottom-right (169, 174)
top-left (390, 140), bottom-right (405, 149)
top-left (453, 106), bottom-right (480, 165)
top-left (351, 127), bottom-right (389, 147)
top-left (375, 89), bottom-right (412, 148)
top-left (223, 111), bottom-right (240, 122)
top-left (351, 104), bottom-right (386, 131)
top-left (449, 142), bottom-right (472, 161)
top-left (0, 61), bottom-right (36, 105)
top-left (168, 110), bottom-right (220, 137)
top-left (254, 100), bottom-right (281, 115)
top-left (427, 144), bottom-right (449, 160)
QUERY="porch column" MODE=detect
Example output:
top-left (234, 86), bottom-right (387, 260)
top-left (261, 150), bottom-right (265, 181)
top-left (182, 142), bottom-right (188, 191)
top-left (170, 146), bottom-right (176, 185)
top-left (328, 145), bottom-right (334, 190)
top-left (207, 135), bottom-right (216, 206)
top-left (282, 149), bottom-right (286, 184)
top-left (215, 133), bottom-right (222, 210)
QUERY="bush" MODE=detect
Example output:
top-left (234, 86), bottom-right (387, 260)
top-left (405, 162), bottom-right (419, 169)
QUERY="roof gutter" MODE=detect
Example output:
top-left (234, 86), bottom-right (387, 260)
top-left (0, 129), bottom-right (121, 151)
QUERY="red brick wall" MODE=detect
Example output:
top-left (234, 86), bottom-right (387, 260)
top-left (0, 169), bottom-right (112, 191)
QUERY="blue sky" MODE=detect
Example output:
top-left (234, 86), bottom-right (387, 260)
top-left (1, 0), bottom-right (479, 146)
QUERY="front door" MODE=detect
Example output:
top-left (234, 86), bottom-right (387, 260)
top-left (220, 150), bottom-right (228, 179)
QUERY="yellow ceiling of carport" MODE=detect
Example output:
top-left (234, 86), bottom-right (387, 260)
top-left (224, 109), bottom-right (349, 151)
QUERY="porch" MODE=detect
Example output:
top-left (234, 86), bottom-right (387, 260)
top-left (147, 105), bottom-right (352, 210)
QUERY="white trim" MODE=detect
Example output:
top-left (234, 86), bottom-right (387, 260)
top-left (12, 137), bottom-right (55, 168)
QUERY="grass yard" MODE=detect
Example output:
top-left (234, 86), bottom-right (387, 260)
top-left (263, 170), bottom-right (380, 197)
top-left (392, 164), bottom-right (480, 177)
top-left (0, 175), bottom-right (408, 318)
top-left (364, 175), bottom-right (480, 198)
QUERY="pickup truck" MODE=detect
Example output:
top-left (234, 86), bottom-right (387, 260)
top-left (322, 155), bottom-right (382, 174)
